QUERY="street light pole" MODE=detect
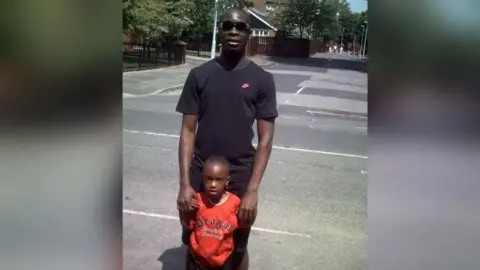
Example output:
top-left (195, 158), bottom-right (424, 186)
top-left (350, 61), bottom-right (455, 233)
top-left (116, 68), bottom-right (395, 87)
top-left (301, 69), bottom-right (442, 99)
top-left (210, 0), bottom-right (219, 59)
top-left (340, 28), bottom-right (344, 51)
top-left (336, 12), bottom-right (340, 54)
top-left (361, 22), bottom-right (368, 58)
top-left (352, 27), bottom-right (356, 56)
top-left (359, 25), bottom-right (365, 58)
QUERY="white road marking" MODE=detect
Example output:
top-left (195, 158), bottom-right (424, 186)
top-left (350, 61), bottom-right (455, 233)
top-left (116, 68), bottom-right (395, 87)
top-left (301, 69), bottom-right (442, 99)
top-left (306, 110), bottom-right (368, 120)
top-left (266, 70), bottom-right (320, 77)
top-left (123, 129), bottom-right (368, 159)
top-left (295, 86), bottom-right (306, 95)
top-left (355, 126), bottom-right (367, 130)
top-left (279, 116), bottom-right (299, 120)
top-left (269, 145), bottom-right (366, 159)
top-left (125, 130), bottom-right (180, 138)
top-left (123, 209), bottom-right (311, 238)
top-left (124, 144), bottom-right (174, 151)
top-left (361, 170), bottom-right (368, 174)
top-left (279, 94), bottom-right (367, 115)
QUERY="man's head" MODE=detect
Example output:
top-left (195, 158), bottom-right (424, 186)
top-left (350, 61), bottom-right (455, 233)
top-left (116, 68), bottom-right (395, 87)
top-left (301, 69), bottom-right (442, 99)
top-left (219, 7), bottom-right (251, 54)
top-left (202, 156), bottom-right (230, 200)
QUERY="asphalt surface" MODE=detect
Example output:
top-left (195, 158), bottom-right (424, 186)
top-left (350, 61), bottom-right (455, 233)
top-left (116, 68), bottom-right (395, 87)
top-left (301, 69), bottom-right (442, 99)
top-left (123, 59), bottom-right (368, 270)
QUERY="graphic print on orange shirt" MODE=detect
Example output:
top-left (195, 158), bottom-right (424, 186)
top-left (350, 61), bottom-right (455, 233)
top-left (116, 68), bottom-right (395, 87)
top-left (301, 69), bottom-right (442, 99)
top-left (188, 192), bottom-right (241, 267)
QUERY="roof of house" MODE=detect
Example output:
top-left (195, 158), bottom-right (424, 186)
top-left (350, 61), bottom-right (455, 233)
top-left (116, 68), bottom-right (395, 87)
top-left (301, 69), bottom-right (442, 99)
top-left (246, 8), bottom-right (277, 31)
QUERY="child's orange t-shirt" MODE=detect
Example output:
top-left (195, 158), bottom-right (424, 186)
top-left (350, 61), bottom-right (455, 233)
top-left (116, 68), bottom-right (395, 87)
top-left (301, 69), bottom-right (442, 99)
top-left (188, 191), bottom-right (242, 267)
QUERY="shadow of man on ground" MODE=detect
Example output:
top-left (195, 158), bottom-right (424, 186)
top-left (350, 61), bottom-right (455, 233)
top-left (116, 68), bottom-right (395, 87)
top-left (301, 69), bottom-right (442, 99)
top-left (158, 245), bottom-right (188, 270)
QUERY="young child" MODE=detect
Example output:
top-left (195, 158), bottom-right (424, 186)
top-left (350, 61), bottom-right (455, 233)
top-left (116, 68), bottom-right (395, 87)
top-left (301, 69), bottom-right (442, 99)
top-left (179, 156), bottom-right (243, 270)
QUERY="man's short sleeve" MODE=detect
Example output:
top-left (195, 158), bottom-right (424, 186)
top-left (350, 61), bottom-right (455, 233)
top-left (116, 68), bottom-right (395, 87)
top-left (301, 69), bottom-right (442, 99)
top-left (175, 69), bottom-right (199, 115)
top-left (255, 72), bottom-right (278, 119)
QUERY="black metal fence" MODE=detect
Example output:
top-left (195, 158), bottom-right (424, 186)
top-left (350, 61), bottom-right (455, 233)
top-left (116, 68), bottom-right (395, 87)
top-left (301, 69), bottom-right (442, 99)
top-left (123, 42), bottom-right (186, 72)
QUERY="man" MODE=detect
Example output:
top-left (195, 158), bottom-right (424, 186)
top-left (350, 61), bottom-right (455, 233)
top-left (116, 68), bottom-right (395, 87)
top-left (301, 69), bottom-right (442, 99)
top-left (175, 7), bottom-right (278, 270)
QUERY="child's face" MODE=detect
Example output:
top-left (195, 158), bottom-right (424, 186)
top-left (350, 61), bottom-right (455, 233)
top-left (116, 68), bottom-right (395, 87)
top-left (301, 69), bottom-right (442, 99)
top-left (202, 163), bottom-right (229, 198)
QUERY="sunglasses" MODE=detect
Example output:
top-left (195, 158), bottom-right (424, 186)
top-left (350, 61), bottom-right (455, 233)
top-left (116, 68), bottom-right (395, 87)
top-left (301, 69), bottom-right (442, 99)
top-left (220, 21), bottom-right (250, 32)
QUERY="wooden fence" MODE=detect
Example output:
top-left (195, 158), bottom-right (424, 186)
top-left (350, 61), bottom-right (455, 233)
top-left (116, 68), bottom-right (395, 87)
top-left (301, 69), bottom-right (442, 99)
top-left (246, 37), bottom-right (327, 58)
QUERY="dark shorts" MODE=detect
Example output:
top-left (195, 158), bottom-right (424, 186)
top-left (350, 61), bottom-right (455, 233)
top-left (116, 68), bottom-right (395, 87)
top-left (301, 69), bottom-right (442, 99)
top-left (181, 155), bottom-right (252, 253)
top-left (186, 248), bottom-right (233, 270)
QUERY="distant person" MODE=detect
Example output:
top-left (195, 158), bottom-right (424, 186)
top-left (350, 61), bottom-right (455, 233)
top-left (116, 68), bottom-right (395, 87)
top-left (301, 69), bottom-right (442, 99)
top-left (180, 156), bottom-right (245, 270)
top-left (176, 6), bottom-right (278, 270)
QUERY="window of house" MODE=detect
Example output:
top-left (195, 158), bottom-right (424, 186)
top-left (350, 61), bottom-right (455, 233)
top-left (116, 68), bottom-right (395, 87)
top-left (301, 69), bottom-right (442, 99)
top-left (252, 30), bottom-right (269, 37)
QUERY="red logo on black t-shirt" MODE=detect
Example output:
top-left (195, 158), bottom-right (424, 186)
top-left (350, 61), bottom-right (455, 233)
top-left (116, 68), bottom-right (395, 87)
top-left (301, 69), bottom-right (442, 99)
top-left (241, 83), bottom-right (249, 88)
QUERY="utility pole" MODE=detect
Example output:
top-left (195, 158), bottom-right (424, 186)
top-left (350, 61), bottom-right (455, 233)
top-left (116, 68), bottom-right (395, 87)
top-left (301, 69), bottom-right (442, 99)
top-left (210, 0), bottom-right (219, 59)
top-left (336, 12), bottom-right (340, 54)
top-left (359, 25), bottom-right (365, 57)
top-left (340, 27), bottom-right (344, 51)
top-left (361, 22), bottom-right (368, 58)
top-left (352, 28), bottom-right (356, 55)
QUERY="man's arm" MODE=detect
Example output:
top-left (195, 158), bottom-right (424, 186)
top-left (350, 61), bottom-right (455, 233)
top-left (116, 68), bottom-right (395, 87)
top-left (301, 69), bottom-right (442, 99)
top-left (179, 115), bottom-right (198, 187)
top-left (238, 71), bottom-right (278, 225)
top-left (175, 70), bottom-right (200, 212)
top-left (248, 71), bottom-right (278, 191)
top-left (247, 119), bottom-right (275, 192)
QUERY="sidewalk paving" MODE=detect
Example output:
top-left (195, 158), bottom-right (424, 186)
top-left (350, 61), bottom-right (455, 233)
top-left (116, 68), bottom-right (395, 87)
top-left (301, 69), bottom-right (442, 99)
top-left (123, 63), bottom-right (193, 96)
top-left (123, 55), bottom-right (277, 96)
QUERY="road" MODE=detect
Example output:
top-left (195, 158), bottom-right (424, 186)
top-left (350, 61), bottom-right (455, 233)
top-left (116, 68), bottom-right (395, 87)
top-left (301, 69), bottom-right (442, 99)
top-left (123, 58), bottom-right (368, 270)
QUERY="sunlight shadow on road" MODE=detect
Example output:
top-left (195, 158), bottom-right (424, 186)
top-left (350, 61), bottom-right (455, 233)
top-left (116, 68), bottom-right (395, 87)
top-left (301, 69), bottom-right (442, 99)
top-left (158, 245), bottom-right (188, 270)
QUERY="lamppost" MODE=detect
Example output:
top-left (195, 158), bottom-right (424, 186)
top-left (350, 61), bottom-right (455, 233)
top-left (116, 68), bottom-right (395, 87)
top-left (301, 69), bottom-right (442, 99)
top-left (359, 25), bottom-right (365, 57)
top-left (351, 26), bottom-right (356, 55)
top-left (336, 12), bottom-right (341, 53)
top-left (361, 21), bottom-right (368, 58)
top-left (340, 28), bottom-right (344, 52)
top-left (210, 0), bottom-right (219, 59)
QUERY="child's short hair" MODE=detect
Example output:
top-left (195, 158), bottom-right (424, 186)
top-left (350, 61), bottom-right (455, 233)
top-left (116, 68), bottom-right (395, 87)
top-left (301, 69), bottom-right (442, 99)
top-left (203, 156), bottom-right (230, 171)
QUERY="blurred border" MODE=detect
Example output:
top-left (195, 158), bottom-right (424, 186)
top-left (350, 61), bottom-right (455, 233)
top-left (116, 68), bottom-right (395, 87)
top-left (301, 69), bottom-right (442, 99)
top-left (369, 1), bottom-right (480, 269)
top-left (0, 1), bottom-right (122, 269)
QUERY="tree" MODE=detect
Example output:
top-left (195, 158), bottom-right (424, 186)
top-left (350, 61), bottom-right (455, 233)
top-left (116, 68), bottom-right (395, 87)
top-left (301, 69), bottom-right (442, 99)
top-left (312, 0), bottom-right (337, 41)
top-left (274, 0), bottom-right (320, 38)
top-left (345, 10), bottom-right (367, 48)
top-left (123, 0), bottom-right (255, 43)
top-left (311, 0), bottom-right (367, 46)
top-left (123, 0), bottom-right (194, 41)
top-left (184, 0), bottom-right (254, 43)
top-left (184, 0), bottom-right (215, 42)
top-left (234, 0), bottom-right (255, 8)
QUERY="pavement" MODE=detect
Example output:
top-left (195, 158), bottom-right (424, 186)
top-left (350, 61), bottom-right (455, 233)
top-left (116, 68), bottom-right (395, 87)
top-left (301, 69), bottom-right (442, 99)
top-left (123, 56), bottom-right (278, 97)
top-left (123, 55), bottom-right (368, 270)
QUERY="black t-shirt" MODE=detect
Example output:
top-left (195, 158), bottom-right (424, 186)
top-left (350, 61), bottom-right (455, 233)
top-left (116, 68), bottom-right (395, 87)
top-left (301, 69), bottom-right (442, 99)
top-left (175, 58), bottom-right (278, 169)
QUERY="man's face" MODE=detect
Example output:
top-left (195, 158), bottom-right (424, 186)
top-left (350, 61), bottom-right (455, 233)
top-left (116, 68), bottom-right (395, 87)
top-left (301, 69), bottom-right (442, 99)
top-left (202, 163), bottom-right (229, 199)
top-left (219, 11), bottom-right (251, 53)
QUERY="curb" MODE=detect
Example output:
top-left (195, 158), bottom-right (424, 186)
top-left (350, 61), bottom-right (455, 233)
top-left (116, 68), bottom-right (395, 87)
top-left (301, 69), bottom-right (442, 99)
top-left (123, 84), bottom-right (183, 98)
top-left (186, 55), bottom-right (276, 68)
top-left (186, 55), bottom-right (211, 62)
top-left (306, 109), bottom-right (368, 121)
top-left (123, 63), bottom-right (189, 75)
